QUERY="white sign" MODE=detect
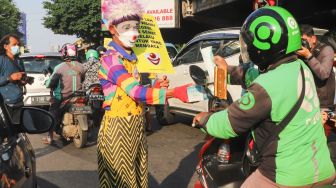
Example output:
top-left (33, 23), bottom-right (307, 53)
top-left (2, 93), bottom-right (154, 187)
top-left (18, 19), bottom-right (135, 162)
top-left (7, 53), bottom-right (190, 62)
top-left (200, 46), bottom-right (215, 83)
top-left (140, 0), bottom-right (178, 28)
top-left (187, 85), bottom-right (208, 103)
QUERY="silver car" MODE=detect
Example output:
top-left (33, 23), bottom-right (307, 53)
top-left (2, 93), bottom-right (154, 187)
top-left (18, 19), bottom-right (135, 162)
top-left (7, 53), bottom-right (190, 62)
top-left (157, 28), bottom-right (242, 125)
top-left (19, 52), bottom-right (63, 107)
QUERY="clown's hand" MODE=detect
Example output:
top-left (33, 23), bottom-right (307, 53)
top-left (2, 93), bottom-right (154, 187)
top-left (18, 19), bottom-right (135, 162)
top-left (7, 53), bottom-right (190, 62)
top-left (172, 83), bottom-right (193, 103)
top-left (156, 75), bottom-right (169, 88)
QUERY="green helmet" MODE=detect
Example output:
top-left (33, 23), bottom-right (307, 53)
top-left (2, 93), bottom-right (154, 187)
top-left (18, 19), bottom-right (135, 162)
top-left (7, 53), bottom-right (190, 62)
top-left (85, 49), bottom-right (99, 60)
top-left (240, 6), bottom-right (301, 70)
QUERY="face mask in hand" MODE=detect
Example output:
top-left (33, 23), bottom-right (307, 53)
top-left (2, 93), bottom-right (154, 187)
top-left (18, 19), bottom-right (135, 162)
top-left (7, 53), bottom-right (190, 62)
top-left (116, 29), bottom-right (139, 48)
top-left (10, 46), bottom-right (20, 56)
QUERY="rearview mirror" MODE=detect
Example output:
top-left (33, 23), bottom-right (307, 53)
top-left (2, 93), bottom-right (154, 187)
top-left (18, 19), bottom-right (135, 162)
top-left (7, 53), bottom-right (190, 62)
top-left (20, 107), bottom-right (53, 134)
top-left (189, 65), bottom-right (208, 86)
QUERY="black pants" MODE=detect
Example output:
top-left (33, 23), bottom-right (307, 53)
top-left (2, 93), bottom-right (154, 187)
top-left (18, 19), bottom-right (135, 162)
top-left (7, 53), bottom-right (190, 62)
top-left (49, 98), bottom-right (63, 133)
top-left (5, 103), bottom-right (23, 124)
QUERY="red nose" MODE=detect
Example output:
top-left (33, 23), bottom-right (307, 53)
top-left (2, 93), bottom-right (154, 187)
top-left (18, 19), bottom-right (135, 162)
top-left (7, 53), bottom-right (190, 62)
top-left (150, 53), bottom-right (156, 58)
top-left (132, 35), bottom-right (137, 41)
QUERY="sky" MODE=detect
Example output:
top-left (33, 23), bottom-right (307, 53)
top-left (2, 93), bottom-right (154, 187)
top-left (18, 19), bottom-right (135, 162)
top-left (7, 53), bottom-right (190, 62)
top-left (14, 0), bottom-right (78, 53)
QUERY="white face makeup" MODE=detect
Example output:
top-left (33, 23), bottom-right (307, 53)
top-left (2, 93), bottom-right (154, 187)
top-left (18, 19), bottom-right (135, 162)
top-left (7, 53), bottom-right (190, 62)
top-left (115, 20), bottom-right (140, 33)
top-left (114, 20), bottom-right (140, 48)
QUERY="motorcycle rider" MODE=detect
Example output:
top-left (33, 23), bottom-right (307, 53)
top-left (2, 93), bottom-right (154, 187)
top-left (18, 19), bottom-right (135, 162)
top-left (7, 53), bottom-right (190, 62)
top-left (194, 6), bottom-right (335, 187)
top-left (82, 49), bottom-right (100, 91)
top-left (96, 46), bottom-right (107, 59)
top-left (43, 43), bottom-right (85, 144)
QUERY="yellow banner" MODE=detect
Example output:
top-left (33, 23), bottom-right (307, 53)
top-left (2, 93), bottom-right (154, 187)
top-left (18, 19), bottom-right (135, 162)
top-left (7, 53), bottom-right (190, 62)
top-left (133, 14), bottom-right (175, 74)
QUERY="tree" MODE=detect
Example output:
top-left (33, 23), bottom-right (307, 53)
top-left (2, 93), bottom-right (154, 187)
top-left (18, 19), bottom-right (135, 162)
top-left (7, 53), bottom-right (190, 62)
top-left (43, 0), bottom-right (101, 45)
top-left (0, 0), bottom-right (21, 39)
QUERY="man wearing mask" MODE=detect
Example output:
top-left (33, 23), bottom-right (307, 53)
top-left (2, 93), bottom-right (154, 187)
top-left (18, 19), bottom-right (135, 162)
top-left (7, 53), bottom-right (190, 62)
top-left (0, 34), bottom-right (26, 123)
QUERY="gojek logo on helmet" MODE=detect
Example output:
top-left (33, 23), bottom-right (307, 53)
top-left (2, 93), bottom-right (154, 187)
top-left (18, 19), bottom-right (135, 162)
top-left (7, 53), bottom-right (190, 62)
top-left (249, 16), bottom-right (282, 50)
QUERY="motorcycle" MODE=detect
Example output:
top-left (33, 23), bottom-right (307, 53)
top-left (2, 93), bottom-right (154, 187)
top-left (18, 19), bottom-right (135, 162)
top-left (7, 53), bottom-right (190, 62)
top-left (61, 90), bottom-right (93, 148)
top-left (87, 83), bottom-right (104, 127)
top-left (189, 65), bottom-right (246, 188)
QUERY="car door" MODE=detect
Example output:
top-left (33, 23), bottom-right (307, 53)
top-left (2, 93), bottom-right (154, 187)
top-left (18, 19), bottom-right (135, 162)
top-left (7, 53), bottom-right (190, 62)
top-left (168, 39), bottom-right (228, 113)
top-left (0, 128), bottom-right (36, 188)
top-left (166, 41), bottom-right (204, 112)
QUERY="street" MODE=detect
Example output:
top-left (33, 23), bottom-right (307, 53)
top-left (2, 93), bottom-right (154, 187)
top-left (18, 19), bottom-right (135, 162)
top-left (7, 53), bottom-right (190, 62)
top-left (28, 114), bottom-right (204, 188)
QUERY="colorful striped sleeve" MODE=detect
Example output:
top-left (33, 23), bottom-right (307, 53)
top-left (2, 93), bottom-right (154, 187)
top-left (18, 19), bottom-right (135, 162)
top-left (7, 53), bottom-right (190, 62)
top-left (101, 54), bottom-right (166, 105)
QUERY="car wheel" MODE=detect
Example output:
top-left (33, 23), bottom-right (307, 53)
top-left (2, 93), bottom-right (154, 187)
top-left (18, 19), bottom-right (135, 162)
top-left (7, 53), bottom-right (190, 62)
top-left (208, 92), bottom-right (233, 112)
top-left (155, 104), bottom-right (175, 125)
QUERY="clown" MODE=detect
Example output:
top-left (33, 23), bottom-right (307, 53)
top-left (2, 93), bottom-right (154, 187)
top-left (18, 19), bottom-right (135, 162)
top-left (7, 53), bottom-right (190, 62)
top-left (99, 0), bottom-right (189, 187)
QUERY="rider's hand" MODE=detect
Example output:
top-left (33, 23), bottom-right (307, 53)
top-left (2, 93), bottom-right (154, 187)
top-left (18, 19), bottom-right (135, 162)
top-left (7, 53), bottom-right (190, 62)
top-left (9, 72), bottom-right (25, 82)
top-left (297, 47), bottom-right (312, 60)
top-left (193, 112), bottom-right (212, 132)
top-left (214, 56), bottom-right (228, 70)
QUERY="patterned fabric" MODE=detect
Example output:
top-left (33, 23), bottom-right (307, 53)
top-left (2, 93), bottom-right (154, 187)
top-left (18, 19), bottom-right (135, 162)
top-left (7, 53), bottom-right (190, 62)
top-left (98, 42), bottom-right (166, 116)
top-left (82, 59), bottom-right (100, 90)
top-left (97, 114), bottom-right (148, 188)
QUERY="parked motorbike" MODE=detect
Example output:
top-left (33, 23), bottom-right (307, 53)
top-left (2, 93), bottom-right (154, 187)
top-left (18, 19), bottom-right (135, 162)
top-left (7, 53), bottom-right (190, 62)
top-left (87, 83), bottom-right (104, 127)
top-left (189, 65), bottom-right (246, 188)
top-left (61, 91), bottom-right (92, 148)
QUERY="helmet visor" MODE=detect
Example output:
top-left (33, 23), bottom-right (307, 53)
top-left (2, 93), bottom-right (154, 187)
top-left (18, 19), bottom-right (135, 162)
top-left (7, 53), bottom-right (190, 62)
top-left (239, 34), bottom-right (250, 64)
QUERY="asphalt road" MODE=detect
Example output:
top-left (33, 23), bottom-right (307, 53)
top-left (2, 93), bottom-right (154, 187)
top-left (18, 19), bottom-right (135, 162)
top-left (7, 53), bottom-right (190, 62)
top-left (28, 114), bottom-right (205, 188)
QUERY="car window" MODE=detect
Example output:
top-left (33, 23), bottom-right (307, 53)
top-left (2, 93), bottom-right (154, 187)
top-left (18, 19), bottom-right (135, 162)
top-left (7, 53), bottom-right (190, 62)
top-left (201, 40), bottom-right (222, 55)
top-left (198, 39), bottom-right (240, 61)
top-left (19, 57), bottom-right (62, 73)
top-left (217, 40), bottom-right (240, 57)
top-left (174, 42), bottom-right (201, 66)
top-left (166, 46), bottom-right (178, 59)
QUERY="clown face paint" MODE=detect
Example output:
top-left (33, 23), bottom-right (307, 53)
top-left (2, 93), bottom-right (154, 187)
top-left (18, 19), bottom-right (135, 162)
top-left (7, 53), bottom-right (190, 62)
top-left (115, 20), bottom-right (140, 48)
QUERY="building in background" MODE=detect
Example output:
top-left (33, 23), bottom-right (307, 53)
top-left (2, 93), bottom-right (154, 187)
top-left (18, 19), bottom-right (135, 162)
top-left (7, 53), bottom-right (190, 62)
top-left (18, 12), bottom-right (30, 53)
top-left (18, 12), bottom-right (27, 45)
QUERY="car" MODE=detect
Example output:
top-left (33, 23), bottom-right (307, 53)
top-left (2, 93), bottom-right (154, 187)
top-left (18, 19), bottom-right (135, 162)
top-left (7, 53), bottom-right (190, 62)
top-left (157, 28), bottom-right (242, 125)
top-left (18, 52), bottom-right (63, 107)
top-left (165, 43), bottom-right (178, 60)
top-left (0, 96), bottom-right (53, 187)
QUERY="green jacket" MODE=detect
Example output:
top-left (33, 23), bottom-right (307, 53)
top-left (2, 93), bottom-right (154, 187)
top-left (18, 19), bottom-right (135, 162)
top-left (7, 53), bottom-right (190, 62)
top-left (206, 56), bottom-right (335, 186)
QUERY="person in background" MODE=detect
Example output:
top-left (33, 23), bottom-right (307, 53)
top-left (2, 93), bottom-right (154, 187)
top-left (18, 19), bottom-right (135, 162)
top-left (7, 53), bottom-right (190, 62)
top-left (82, 49), bottom-right (100, 91)
top-left (96, 46), bottom-right (107, 59)
top-left (99, 0), bottom-right (190, 186)
top-left (298, 25), bottom-right (336, 169)
top-left (44, 43), bottom-right (84, 145)
top-left (0, 34), bottom-right (27, 124)
top-left (297, 24), bottom-right (335, 111)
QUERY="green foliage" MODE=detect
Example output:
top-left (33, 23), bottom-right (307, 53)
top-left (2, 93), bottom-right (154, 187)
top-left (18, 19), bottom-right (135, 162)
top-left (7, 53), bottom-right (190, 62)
top-left (43, 0), bottom-right (101, 45)
top-left (174, 43), bottom-right (185, 52)
top-left (0, 0), bottom-right (21, 39)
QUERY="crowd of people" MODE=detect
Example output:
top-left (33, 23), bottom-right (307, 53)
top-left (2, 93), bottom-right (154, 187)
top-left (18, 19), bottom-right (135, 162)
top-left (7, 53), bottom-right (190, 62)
top-left (0, 0), bottom-right (336, 187)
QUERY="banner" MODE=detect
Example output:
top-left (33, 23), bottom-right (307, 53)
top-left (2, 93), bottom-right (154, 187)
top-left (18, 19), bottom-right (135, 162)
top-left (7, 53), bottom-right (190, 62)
top-left (133, 14), bottom-right (175, 74)
top-left (101, 0), bottom-right (179, 30)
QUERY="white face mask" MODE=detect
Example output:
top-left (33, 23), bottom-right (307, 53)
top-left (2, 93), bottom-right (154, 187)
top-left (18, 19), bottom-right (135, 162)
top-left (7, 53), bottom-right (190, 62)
top-left (10, 45), bottom-right (20, 56)
top-left (116, 29), bottom-right (139, 48)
